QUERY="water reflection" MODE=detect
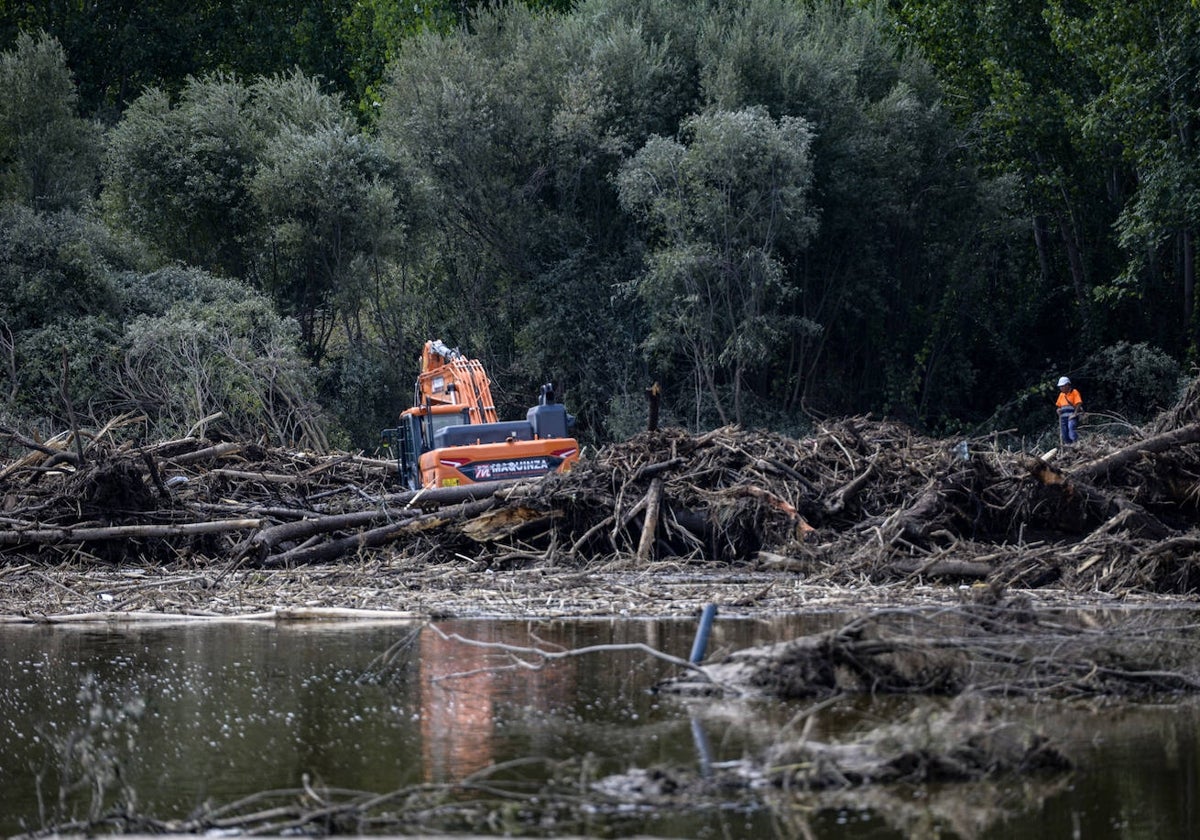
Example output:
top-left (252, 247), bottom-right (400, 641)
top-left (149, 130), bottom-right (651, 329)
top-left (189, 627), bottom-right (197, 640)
top-left (418, 621), bottom-right (579, 782)
top-left (0, 614), bottom-right (1197, 838)
top-left (0, 618), bottom-right (720, 835)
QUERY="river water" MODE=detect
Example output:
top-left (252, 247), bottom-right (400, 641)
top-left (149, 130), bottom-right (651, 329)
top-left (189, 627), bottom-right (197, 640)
top-left (1, 614), bottom-right (1197, 838)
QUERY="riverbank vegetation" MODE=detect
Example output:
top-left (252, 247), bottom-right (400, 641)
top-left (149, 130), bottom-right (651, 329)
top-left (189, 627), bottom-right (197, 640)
top-left (0, 0), bottom-right (1196, 451)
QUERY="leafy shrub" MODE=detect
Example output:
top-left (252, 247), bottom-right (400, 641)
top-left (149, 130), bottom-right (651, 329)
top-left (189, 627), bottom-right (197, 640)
top-left (9, 316), bottom-right (120, 433)
top-left (114, 282), bottom-right (325, 447)
top-left (1080, 342), bottom-right (1184, 425)
top-left (0, 206), bottom-right (129, 431)
top-left (112, 265), bottom-right (260, 317)
top-left (0, 205), bottom-right (125, 330)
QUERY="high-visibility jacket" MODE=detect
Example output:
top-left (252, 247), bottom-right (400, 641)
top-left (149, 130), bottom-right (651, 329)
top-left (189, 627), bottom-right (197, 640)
top-left (1056, 388), bottom-right (1083, 412)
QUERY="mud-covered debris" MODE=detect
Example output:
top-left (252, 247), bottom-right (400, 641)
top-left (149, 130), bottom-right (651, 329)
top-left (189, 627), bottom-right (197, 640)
top-left (659, 600), bottom-right (1200, 699)
top-left (3, 374), bottom-right (1200, 605)
top-left (761, 696), bottom-right (1071, 788)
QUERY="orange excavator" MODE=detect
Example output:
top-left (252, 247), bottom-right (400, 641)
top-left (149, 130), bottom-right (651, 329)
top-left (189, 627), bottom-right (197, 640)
top-left (382, 339), bottom-right (580, 490)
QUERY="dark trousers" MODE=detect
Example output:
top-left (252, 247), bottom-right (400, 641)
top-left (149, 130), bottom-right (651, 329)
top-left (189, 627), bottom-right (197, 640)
top-left (1059, 408), bottom-right (1077, 443)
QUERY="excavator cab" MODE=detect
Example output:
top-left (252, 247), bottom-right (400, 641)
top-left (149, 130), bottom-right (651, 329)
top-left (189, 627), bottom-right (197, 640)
top-left (383, 404), bottom-right (471, 490)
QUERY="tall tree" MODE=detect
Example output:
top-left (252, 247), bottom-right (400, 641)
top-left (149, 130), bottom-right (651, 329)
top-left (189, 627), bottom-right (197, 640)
top-left (375, 0), bottom-right (703, 433)
top-left (375, 0), bottom-right (1004, 433)
top-left (617, 107), bottom-right (818, 426)
top-left (1048, 0), bottom-right (1200, 354)
top-left (883, 0), bottom-right (1113, 356)
top-left (0, 0), bottom-right (349, 116)
top-left (102, 70), bottom-right (400, 362)
top-left (250, 110), bottom-right (401, 362)
top-left (0, 204), bottom-right (128, 429)
top-left (102, 74), bottom-right (262, 277)
top-left (0, 0), bottom-right (578, 121)
top-left (696, 0), bottom-right (990, 424)
top-left (0, 31), bottom-right (99, 210)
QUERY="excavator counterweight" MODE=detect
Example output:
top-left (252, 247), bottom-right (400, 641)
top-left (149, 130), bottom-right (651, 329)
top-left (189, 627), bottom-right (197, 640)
top-left (382, 340), bottom-right (579, 490)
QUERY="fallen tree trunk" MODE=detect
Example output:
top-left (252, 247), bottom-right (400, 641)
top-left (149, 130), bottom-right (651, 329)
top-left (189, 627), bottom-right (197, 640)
top-left (0, 518), bottom-right (262, 544)
top-left (1023, 457), bottom-right (1172, 539)
top-left (1074, 422), bottom-right (1200, 481)
top-left (374, 478), bottom-right (525, 508)
top-left (0, 424), bottom-right (81, 466)
top-left (166, 442), bottom-right (243, 465)
top-left (823, 452), bottom-right (879, 515)
top-left (260, 498), bottom-right (499, 567)
top-left (239, 508), bottom-right (423, 562)
top-left (881, 481), bottom-right (944, 545)
top-left (893, 557), bottom-right (992, 580)
top-left (210, 468), bottom-right (301, 483)
top-left (636, 477), bottom-right (664, 563)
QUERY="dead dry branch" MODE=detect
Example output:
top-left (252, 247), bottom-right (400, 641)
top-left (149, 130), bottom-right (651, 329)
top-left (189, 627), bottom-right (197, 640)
top-left (4, 377), bottom-right (1200, 617)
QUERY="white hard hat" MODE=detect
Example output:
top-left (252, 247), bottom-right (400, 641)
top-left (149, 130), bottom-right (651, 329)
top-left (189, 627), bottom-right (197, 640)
top-left (1057, 376), bottom-right (1071, 387)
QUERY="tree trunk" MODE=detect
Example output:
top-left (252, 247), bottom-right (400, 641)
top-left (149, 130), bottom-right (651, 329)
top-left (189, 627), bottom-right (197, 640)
top-left (1057, 208), bottom-right (1089, 329)
top-left (698, 347), bottom-right (729, 427)
top-left (1032, 215), bottom-right (1053, 284)
top-left (1183, 227), bottom-right (1195, 337)
top-left (1074, 422), bottom-right (1200, 482)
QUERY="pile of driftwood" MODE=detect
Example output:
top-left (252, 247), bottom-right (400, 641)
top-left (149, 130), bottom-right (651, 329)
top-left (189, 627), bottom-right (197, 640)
top-left (659, 602), bottom-right (1200, 699)
top-left (596, 693), bottom-right (1071, 795)
top-left (2, 379), bottom-right (1200, 597)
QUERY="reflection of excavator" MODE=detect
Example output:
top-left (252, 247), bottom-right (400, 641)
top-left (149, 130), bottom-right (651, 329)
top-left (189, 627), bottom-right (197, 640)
top-left (382, 339), bottom-right (579, 490)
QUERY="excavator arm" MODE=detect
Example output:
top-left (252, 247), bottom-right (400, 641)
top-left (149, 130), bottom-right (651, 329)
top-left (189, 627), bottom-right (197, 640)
top-left (415, 339), bottom-right (499, 424)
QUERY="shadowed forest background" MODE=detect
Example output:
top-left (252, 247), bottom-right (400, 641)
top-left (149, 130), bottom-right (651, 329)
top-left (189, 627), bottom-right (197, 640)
top-left (0, 0), bottom-right (1195, 452)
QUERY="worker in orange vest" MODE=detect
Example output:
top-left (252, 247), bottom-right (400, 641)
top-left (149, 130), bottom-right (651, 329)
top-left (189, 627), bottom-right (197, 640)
top-left (1056, 376), bottom-right (1084, 444)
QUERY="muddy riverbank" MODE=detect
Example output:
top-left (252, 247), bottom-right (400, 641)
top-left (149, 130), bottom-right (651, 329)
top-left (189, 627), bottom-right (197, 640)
top-left (2, 560), bottom-right (1196, 625)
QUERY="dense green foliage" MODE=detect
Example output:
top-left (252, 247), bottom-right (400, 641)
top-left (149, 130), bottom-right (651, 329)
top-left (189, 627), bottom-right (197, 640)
top-left (0, 0), bottom-right (1195, 451)
top-left (0, 0), bottom-right (572, 119)
top-left (887, 0), bottom-right (1196, 388)
top-left (617, 106), bottom-right (819, 427)
top-left (0, 32), bottom-right (98, 211)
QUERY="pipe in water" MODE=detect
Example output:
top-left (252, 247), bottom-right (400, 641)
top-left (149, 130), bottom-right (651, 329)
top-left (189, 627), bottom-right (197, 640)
top-left (689, 603), bottom-right (718, 664)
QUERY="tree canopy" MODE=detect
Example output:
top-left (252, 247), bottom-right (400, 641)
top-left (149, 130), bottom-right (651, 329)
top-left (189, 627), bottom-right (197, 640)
top-left (0, 0), bottom-right (1195, 450)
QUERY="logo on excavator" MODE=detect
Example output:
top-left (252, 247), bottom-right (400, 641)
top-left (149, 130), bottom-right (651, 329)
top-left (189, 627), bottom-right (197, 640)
top-left (472, 457), bottom-right (554, 480)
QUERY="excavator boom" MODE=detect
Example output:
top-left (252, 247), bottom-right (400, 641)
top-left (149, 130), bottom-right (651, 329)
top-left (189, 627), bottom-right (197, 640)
top-left (415, 339), bottom-right (498, 424)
